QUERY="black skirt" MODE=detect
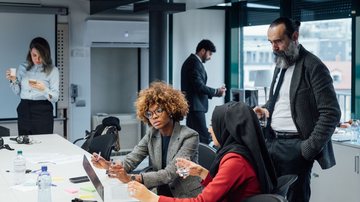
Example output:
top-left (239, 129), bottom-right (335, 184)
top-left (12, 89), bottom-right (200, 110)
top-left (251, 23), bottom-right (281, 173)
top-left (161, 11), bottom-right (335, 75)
top-left (17, 99), bottom-right (54, 135)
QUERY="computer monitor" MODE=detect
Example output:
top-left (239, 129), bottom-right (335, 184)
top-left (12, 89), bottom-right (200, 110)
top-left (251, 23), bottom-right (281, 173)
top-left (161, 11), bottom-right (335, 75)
top-left (231, 88), bottom-right (258, 108)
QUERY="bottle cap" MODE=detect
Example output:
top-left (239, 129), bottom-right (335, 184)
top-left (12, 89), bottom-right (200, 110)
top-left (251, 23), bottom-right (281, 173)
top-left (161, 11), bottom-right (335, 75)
top-left (17, 150), bottom-right (22, 155)
top-left (41, 166), bottom-right (48, 172)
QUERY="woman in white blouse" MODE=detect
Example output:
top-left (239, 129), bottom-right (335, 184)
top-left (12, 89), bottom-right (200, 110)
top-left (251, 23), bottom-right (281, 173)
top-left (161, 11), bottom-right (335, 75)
top-left (5, 37), bottom-right (59, 135)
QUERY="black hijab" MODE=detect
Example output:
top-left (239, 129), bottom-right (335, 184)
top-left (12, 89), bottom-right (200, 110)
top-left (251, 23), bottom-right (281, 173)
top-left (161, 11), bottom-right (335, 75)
top-left (209, 101), bottom-right (277, 194)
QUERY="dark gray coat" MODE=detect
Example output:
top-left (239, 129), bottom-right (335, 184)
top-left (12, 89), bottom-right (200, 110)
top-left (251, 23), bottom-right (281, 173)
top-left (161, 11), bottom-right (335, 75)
top-left (265, 45), bottom-right (341, 169)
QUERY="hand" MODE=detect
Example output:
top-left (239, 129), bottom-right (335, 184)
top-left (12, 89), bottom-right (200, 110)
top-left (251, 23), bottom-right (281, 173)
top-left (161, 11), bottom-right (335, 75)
top-left (91, 153), bottom-right (110, 170)
top-left (5, 69), bottom-right (16, 81)
top-left (29, 80), bottom-right (46, 91)
top-left (176, 158), bottom-right (208, 180)
top-left (215, 86), bottom-right (226, 97)
top-left (128, 181), bottom-right (159, 202)
top-left (108, 163), bottom-right (130, 183)
top-left (253, 106), bottom-right (269, 119)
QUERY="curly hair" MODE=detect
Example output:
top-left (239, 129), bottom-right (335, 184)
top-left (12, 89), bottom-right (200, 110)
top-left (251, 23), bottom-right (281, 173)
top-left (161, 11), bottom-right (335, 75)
top-left (135, 81), bottom-right (189, 125)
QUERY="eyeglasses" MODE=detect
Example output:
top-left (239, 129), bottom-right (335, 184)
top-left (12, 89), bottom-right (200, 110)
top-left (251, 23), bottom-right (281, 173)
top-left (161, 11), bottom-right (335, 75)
top-left (144, 108), bottom-right (164, 119)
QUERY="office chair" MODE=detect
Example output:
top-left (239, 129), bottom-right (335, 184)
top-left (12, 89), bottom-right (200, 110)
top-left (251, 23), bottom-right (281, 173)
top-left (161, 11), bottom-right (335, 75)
top-left (198, 142), bottom-right (217, 170)
top-left (87, 129), bottom-right (118, 161)
top-left (243, 174), bottom-right (296, 202)
top-left (273, 174), bottom-right (298, 199)
top-left (243, 194), bottom-right (288, 202)
top-left (0, 126), bottom-right (10, 137)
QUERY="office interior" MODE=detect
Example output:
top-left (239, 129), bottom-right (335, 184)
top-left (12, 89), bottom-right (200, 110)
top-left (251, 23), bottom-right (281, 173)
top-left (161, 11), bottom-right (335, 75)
top-left (0, 0), bottom-right (359, 201)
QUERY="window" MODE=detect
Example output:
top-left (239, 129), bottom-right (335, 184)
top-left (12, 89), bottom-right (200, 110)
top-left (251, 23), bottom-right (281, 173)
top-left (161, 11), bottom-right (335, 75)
top-left (301, 19), bottom-right (352, 121)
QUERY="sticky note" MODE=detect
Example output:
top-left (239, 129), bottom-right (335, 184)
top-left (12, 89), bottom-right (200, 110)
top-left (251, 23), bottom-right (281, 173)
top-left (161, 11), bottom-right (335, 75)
top-left (79, 194), bottom-right (95, 199)
top-left (52, 176), bottom-right (64, 182)
top-left (64, 188), bottom-right (79, 194)
top-left (80, 185), bottom-right (96, 192)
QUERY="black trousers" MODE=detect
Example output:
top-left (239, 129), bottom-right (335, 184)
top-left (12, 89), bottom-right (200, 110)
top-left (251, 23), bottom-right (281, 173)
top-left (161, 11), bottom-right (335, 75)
top-left (186, 111), bottom-right (210, 144)
top-left (17, 99), bottom-right (54, 135)
top-left (266, 135), bottom-right (314, 202)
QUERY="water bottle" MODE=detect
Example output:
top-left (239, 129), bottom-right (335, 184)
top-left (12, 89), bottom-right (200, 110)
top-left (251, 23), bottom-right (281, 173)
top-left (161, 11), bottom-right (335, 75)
top-left (37, 166), bottom-right (52, 202)
top-left (13, 150), bottom-right (26, 185)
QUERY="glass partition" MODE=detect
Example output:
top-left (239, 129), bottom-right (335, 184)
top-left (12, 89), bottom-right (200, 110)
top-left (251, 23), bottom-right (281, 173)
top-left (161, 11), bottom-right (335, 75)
top-left (354, 16), bottom-right (360, 119)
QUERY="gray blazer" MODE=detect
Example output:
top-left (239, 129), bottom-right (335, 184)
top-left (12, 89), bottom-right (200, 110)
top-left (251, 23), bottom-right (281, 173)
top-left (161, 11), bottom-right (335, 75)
top-left (122, 122), bottom-right (202, 197)
top-left (265, 45), bottom-right (341, 169)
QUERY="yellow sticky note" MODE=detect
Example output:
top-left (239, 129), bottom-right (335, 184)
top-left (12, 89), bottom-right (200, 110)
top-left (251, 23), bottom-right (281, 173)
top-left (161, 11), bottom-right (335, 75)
top-left (79, 194), bottom-right (95, 199)
top-left (52, 176), bottom-right (64, 182)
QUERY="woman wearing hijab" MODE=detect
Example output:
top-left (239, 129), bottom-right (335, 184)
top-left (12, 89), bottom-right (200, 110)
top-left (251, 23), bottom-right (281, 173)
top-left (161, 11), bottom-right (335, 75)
top-left (128, 101), bottom-right (277, 202)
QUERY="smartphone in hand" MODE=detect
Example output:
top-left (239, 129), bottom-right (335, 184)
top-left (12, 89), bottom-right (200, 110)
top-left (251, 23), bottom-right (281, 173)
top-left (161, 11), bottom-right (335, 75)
top-left (29, 79), bottom-right (37, 85)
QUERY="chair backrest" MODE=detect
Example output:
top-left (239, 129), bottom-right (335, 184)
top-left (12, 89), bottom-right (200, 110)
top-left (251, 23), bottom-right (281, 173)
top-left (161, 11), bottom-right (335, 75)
top-left (198, 142), bottom-right (217, 170)
top-left (273, 174), bottom-right (298, 198)
top-left (0, 126), bottom-right (10, 137)
top-left (243, 194), bottom-right (288, 202)
top-left (88, 128), bottom-right (118, 161)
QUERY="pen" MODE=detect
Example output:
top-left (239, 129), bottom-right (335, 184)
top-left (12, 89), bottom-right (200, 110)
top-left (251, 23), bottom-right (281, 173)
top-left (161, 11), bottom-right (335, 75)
top-left (97, 152), bottom-right (101, 161)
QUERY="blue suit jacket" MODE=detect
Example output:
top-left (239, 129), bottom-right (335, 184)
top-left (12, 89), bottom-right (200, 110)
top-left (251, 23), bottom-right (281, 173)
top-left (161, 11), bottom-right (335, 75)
top-left (181, 54), bottom-right (216, 112)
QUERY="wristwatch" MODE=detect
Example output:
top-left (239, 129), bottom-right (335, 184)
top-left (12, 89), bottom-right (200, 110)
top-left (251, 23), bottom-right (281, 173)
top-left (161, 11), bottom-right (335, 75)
top-left (130, 174), bottom-right (136, 181)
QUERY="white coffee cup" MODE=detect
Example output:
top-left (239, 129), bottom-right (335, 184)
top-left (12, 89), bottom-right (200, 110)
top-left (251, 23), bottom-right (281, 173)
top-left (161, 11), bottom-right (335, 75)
top-left (10, 68), bottom-right (16, 77)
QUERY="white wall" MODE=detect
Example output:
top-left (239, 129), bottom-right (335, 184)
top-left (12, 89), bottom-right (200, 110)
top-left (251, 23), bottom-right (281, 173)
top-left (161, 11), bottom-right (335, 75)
top-left (90, 48), bottom-right (139, 115)
top-left (172, 9), bottom-right (226, 126)
top-left (2, 0), bottom-right (226, 143)
top-left (40, 0), bottom-right (148, 142)
top-left (19, 0), bottom-right (92, 142)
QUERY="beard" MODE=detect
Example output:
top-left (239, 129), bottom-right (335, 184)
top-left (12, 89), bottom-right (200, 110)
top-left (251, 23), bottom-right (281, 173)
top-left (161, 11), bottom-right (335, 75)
top-left (201, 55), bottom-right (208, 63)
top-left (273, 41), bottom-right (299, 69)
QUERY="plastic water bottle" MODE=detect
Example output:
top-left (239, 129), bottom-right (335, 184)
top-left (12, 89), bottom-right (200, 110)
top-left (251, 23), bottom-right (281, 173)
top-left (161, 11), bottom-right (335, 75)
top-left (37, 166), bottom-right (52, 202)
top-left (13, 150), bottom-right (26, 185)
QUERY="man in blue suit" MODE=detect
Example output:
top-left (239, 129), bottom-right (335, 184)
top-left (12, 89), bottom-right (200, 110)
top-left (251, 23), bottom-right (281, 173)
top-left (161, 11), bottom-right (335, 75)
top-left (181, 39), bottom-right (226, 144)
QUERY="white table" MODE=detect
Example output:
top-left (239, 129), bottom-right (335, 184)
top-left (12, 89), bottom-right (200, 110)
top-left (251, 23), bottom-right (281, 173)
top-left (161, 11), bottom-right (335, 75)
top-left (0, 134), bottom-right (133, 202)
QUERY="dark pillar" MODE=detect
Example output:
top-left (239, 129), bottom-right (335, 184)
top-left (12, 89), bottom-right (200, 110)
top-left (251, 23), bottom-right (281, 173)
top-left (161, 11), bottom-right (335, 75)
top-left (280, 0), bottom-right (292, 18)
top-left (149, 0), bottom-right (168, 83)
top-left (224, 2), bottom-right (246, 102)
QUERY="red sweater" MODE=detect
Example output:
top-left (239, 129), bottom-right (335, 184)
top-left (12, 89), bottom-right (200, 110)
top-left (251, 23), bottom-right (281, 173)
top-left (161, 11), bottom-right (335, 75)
top-left (159, 152), bottom-right (261, 202)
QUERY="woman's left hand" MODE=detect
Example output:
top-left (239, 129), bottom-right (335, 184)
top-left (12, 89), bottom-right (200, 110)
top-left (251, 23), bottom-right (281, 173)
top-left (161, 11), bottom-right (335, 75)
top-left (29, 80), bottom-right (46, 91)
top-left (108, 165), bottom-right (131, 183)
top-left (128, 181), bottom-right (159, 202)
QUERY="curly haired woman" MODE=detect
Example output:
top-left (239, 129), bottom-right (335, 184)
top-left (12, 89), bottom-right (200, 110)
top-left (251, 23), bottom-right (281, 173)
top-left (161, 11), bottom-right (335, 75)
top-left (91, 81), bottom-right (202, 198)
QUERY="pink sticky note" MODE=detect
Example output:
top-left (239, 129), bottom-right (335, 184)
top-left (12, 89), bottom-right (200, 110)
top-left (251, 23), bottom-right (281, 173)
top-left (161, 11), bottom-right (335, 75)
top-left (65, 188), bottom-right (79, 194)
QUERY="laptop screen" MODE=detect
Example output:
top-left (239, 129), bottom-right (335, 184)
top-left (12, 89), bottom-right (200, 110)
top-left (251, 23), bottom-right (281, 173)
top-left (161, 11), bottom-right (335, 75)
top-left (83, 155), bottom-right (104, 201)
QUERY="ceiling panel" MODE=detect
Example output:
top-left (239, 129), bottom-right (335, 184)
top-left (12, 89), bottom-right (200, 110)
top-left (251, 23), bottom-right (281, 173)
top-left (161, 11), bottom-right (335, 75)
top-left (89, 0), bottom-right (225, 15)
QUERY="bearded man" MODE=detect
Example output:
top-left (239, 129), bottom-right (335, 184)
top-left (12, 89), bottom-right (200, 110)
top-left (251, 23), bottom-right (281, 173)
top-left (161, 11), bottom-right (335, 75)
top-left (254, 17), bottom-right (340, 202)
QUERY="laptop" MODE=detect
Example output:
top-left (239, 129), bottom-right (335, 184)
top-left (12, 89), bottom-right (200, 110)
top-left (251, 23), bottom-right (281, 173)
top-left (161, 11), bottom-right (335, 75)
top-left (82, 155), bottom-right (137, 202)
top-left (83, 155), bottom-right (104, 201)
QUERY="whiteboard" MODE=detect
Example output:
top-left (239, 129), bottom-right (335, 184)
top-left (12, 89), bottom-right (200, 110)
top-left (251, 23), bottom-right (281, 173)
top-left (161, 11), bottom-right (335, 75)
top-left (0, 13), bottom-right (56, 120)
